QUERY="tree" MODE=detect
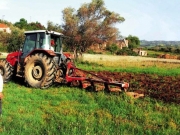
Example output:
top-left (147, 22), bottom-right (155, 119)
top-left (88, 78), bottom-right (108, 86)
top-left (14, 18), bottom-right (45, 30)
top-left (0, 20), bottom-right (24, 52)
top-left (106, 44), bottom-right (118, 54)
top-left (14, 18), bottom-right (28, 29)
top-left (61, 0), bottom-right (125, 58)
top-left (174, 48), bottom-right (180, 53)
top-left (27, 22), bottom-right (46, 30)
top-left (126, 35), bottom-right (140, 50)
top-left (6, 29), bottom-right (24, 52)
top-left (0, 31), bottom-right (9, 51)
top-left (47, 21), bottom-right (62, 32)
top-left (116, 47), bottom-right (138, 56)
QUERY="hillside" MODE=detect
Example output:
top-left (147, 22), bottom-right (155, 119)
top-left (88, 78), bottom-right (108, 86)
top-left (140, 40), bottom-right (180, 47)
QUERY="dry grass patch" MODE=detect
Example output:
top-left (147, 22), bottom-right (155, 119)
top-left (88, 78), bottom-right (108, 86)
top-left (82, 54), bottom-right (180, 69)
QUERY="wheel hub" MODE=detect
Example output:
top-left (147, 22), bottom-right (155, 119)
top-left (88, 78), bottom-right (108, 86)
top-left (32, 65), bottom-right (43, 79)
top-left (55, 69), bottom-right (64, 83)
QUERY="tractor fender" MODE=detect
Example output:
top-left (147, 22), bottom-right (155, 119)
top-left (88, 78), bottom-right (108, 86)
top-left (24, 49), bottom-right (56, 62)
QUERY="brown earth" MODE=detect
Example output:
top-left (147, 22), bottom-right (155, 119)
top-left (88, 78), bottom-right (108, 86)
top-left (90, 71), bottom-right (180, 104)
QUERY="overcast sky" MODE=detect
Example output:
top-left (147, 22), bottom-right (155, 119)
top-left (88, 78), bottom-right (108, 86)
top-left (0, 0), bottom-right (180, 41)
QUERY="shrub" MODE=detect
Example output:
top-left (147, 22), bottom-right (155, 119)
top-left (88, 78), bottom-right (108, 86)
top-left (106, 44), bottom-right (118, 54)
top-left (116, 47), bottom-right (138, 56)
top-left (86, 49), bottom-right (96, 54)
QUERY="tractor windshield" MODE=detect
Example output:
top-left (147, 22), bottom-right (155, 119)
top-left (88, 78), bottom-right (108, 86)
top-left (23, 33), bottom-right (37, 53)
top-left (23, 32), bottom-right (46, 53)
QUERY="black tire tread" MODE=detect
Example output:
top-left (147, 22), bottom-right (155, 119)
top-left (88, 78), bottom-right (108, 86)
top-left (24, 53), bottom-right (56, 88)
top-left (0, 60), bottom-right (13, 82)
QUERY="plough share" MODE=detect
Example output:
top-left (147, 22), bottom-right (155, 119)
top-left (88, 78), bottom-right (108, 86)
top-left (64, 62), bottom-right (129, 92)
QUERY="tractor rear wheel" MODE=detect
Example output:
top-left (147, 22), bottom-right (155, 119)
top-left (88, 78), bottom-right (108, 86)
top-left (24, 53), bottom-right (56, 88)
top-left (0, 60), bottom-right (13, 82)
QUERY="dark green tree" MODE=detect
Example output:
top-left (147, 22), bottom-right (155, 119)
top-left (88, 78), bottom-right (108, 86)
top-left (116, 47), bottom-right (138, 56)
top-left (14, 18), bottom-right (28, 29)
top-left (126, 35), bottom-right (140, 50)
top-left (106, 44), bottom-right (118, 54)
top-left (14, 18), bottom-right (45, 30)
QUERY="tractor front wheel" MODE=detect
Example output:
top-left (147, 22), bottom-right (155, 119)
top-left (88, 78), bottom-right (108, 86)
top-left (0, 60), bottom-right (13, 82)
top-left (24, 53), bottom-right (56, 88)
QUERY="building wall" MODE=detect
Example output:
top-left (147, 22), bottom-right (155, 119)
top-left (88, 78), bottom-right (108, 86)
top-left (133, 48), bottom-right (147, 56)
top-left (0, 23), bottom-right (11, 33)
top-left (89, 39), bottom-right (128, 51)
top-left (139, 50), bottom-right (147, 56)
top-left (116, 39), bottom-right (128, 49)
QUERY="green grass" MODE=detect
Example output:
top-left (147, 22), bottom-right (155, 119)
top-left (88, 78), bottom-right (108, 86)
top-left (146, 50), bottom-right (165, 57)
top-left (76, 60), bottom-right (180, 76)
top-left (0, 81), bottom-right (180, 135)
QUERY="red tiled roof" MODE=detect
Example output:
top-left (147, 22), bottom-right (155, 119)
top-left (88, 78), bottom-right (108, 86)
top-left (0, 23), bottom-right (8, 28)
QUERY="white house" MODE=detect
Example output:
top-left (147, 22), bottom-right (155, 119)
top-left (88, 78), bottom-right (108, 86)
top-left (0, 23), bottom-right (11, 33)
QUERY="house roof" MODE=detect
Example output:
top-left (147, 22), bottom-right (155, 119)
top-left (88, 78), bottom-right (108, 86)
top-left (0, 23), bottom-right (8, 28)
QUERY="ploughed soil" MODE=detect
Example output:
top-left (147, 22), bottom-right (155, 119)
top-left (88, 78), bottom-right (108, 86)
top-left (90, 71), bottom-right (180, 104)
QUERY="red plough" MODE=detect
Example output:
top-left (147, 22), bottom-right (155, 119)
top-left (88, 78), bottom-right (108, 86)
top-left (65, 62), bottom-right (129, 92)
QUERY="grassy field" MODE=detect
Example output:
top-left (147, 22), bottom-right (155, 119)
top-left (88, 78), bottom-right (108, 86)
top-left (0, 52), bottom-right (8, 59)
top-left (0, 81), bottom-right (180, 135)
top-left (78, 54), bottom-right (180, 76)
top-left (82, 53), bottom-right (180, 66)
top-left (0, 54), bottom-right (180, 134)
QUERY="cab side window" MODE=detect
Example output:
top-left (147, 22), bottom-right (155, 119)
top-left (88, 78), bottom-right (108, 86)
top-left (38, 33), bottom-right (46, 49)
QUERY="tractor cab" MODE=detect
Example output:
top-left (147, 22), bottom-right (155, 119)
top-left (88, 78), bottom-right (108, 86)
top-left (22, 30), bottom-right (63, 54)
top-left (20, 30), bottom-right (66, 64)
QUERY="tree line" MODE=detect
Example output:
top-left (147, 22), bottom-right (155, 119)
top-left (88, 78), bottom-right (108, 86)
top-left (141, 40), bottom-right (180, 54)
top-left (140, 40), bottom-right (180, 47)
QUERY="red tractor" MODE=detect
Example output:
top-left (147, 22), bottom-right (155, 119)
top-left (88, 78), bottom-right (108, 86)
top-left (0, 30), bottom-right (70, 88)
top-left (0, 30), bottom-right (129, 91)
